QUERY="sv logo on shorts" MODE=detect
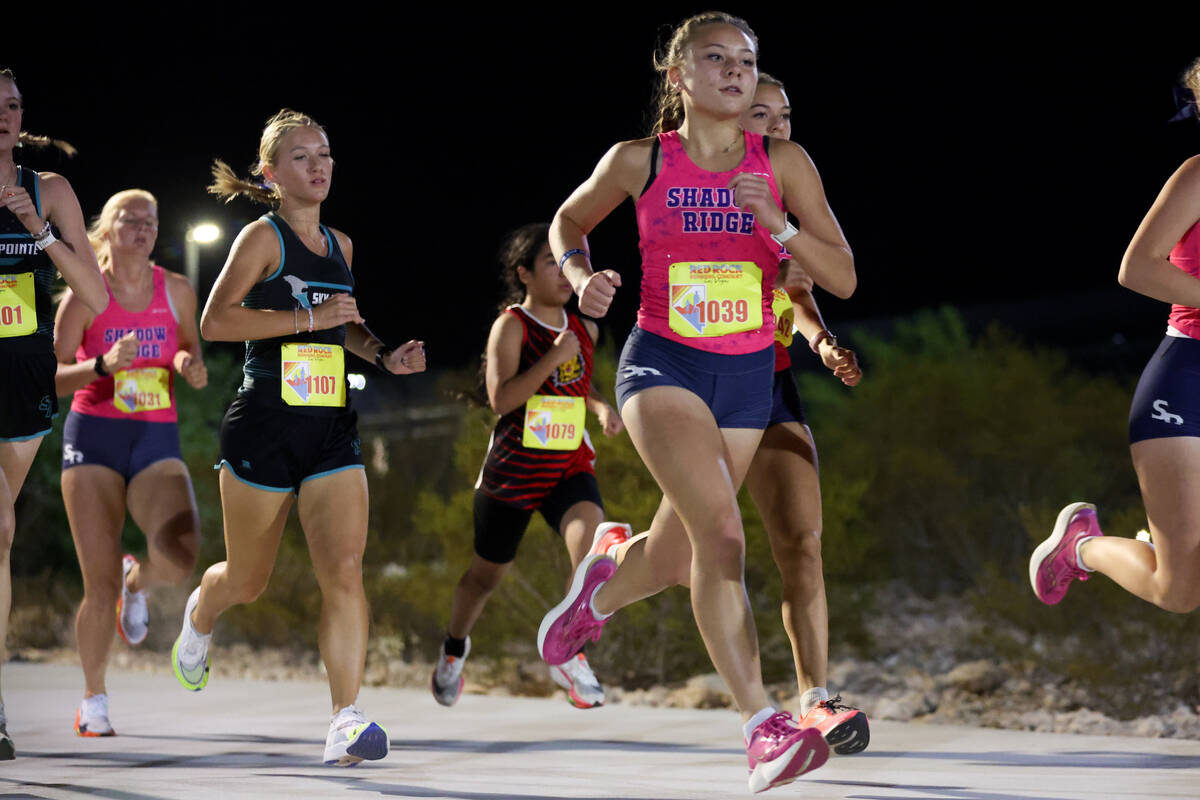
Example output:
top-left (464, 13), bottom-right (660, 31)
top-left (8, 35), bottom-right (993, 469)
top-left (63, 444), bottom-right (83, 465)
top-left (621, 365), bottom-right (663, 378)
top-left (1152, 399), bottom-right (1184, 425)
top-left (38, 395), bottom-right (52, 419)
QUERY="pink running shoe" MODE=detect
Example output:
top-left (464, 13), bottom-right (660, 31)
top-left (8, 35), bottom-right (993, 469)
top-left (588, 522), bottom-right (633, 559)
top-left (1029, 501), bottom-right (1103, 605)
top-left (537, 554), bottom-right (616, 665)
top-left (746, 711), bottom-right (830, 793)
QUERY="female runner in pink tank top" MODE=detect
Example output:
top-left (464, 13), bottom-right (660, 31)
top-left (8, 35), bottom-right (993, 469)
top-left (1030, 59), bottom-right (1200, 616)
top-left (53, 189), bottom-right (207, 737)
top-left (535, 13), bottom-right (855, 794)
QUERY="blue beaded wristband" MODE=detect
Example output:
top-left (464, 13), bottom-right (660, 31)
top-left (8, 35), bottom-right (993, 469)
top-left (558, 248), bottom-right (588, 270)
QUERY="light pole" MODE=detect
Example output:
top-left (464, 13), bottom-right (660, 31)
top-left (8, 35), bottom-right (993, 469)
top-left (184, 222), bottom-right (221, 290)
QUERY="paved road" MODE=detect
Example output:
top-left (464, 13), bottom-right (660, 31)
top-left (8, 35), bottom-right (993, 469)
top-left (2, 662), bottom-right (1198, 799)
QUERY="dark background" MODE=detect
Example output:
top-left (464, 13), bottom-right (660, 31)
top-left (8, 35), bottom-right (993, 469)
top-left (6, 10), bottom-right (1198, 371)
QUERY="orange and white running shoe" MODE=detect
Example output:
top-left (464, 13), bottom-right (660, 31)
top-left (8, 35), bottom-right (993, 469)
top-left (549, 652), bottom-right (605, 708)
top-left (431, 637), bottom-right (470, 707)
top-left (74, 694), bottom-right (115, 737)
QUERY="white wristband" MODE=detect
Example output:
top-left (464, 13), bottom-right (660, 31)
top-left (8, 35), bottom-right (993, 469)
top-left (771, 221), bottom-right (799, 245)
top-left (33, 230), bottom-right (57, 251)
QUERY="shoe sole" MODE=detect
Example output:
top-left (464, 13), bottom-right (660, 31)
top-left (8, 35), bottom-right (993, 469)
top-left (171, 589), bottom-right (210, 691)
top-left (325, 722), bottom-right (389, 766)
top-left (116, 596), bottom-right (148, 647)
top-left (536, 554), bottom-right (614, 665)
top-left (748, 728), bottom-right (829, 793)
top-left (588, 523), bottom-right (631, 559)
top-left (825, 712), bottom-right (869, 755)
top-left (548, 664), bottom-right (604, 709)
top-left (430, 673), bottom-right (463, 707)
top-left (117, 555), bottom-right (148, 647)
top-left (1028, 501), bottom-right (1094, 603)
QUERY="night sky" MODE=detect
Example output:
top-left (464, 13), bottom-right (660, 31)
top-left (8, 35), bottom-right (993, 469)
top-left (6, 11), bottom-right (1199, 369)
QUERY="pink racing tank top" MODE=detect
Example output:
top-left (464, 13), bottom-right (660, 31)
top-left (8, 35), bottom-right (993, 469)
top-left (1168, 218), bottom-right (1200, 339)
top-left (635, 130), bottom-right (784, 354)
top-left (71, 265), bottom-right (180, 422)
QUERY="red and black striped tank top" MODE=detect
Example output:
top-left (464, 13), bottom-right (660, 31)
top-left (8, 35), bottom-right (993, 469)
top-left (476, 306), bottom-right (596, 509)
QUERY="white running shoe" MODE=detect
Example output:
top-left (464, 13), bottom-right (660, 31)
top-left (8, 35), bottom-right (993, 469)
top-left (324, 704), bottom-right (389, 766)
top-left (549, 652), bottom-right (605, 708)
top-left (117, 554), bottom-right (149, 646)
top-left (171, 587), bottom-right (211, 691)
top-left (431, 637), bottom-right (470, 707)
top-left (74, 694), bottom-right (115, 737)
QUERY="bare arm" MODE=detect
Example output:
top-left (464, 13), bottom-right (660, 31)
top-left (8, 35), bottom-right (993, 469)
top-left (551, 139), bottom-right (654, 317)
top-left (2, 173), bottom-right (107, 313)
top-left (781, 261), bottom-right (861, 386)
top-left (579, 318), bottom-right (623, 436)
top-left (1119, 155), bottom-right (1200, 305)
top-left (770, 141), bottom-right (856, 299)
top-left (486, 313), bottom-right (578, 417)
top-left (200, 220), bottom-right (363, 342)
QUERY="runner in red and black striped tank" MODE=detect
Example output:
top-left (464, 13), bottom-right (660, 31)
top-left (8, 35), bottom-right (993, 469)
top-left (477, 305), bottom-right (595, 508)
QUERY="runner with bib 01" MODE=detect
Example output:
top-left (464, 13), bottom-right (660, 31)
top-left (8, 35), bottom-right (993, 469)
top-left (0, 68), bottom-right (108, 759)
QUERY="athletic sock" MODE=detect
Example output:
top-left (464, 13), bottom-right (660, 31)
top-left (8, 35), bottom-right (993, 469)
top-left (1076, 537), bottom-right (1095, 572)
top-left (443, 635), bottom-right (467, 658)
top-left (799, 687), bottom-right (830, 717)
top-left (744, 706), bottom-right (777, 742)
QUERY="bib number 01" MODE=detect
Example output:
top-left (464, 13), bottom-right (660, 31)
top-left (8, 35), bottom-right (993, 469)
top-left (0, 272), bottom-right (36, 338)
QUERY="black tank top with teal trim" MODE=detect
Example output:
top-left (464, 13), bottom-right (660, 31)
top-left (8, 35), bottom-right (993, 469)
top-left (0, 167), bottom-right (57, 352)
top-left (238, 212), bottom-right (354, 415)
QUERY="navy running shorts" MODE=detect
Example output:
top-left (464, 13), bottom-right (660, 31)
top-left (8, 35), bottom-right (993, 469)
top-left (614, 326), bottom-right (774, 429)
top-left (0, 349), bottom-right (58, 441)
top-left (473, 472), bottom-right (603, 564)
top-left (217, 393), bottom-right (363, 493)
top-left (767, 368), bottom-right (807, 427)
top-left (1129, 334), bottom-right (1200, 444)
top-left (62, 411), bottom-right (183, 481)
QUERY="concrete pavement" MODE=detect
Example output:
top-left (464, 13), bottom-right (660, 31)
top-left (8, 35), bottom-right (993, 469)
top-left (2, 662), bottom-right (1198, 799)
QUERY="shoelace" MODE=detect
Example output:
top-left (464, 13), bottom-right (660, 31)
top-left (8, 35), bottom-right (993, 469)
top-left (333, 705), bottom-right (367, 731)
top-left (757, 711), bottom-right (797, 739)
top-left (818, 694), bottom-right (856, 714)
top-left (562, 655), bottom-right (599, 687)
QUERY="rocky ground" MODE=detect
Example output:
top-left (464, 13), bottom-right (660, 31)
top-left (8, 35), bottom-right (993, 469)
top-left (15, 583), bottom-right (1199, 740)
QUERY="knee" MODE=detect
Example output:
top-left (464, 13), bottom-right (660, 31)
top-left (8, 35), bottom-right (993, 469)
top-left (0, 506), bottom-right (13, 557)
top-left (691, 513), bottom-right (746, 569)
top-left (84, 577), bottom-right (122, 610)
top-left (1154, 579), bottom-right (1200, 614)
top-left (319, 553), bottom-right (365, 596)
top-left (775, 530), bottom-right (824, 583)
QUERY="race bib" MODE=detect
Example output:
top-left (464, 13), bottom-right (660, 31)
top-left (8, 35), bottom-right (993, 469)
top-left (522, 395), bottom-right (585, 450)
top-left (0, 272), bottom-right (36, 337)
top-left (281, 343), bottom-right (346, 407)
top-left (772, 288), bottom-right (794, 347)
top-left (668, 261), bottom-right (763, 338)
top-left (113, 367), bottom-right (172, 413)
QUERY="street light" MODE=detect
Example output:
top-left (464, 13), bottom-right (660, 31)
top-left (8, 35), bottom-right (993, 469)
top-left (185, 222), bottom-right (222, 290)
